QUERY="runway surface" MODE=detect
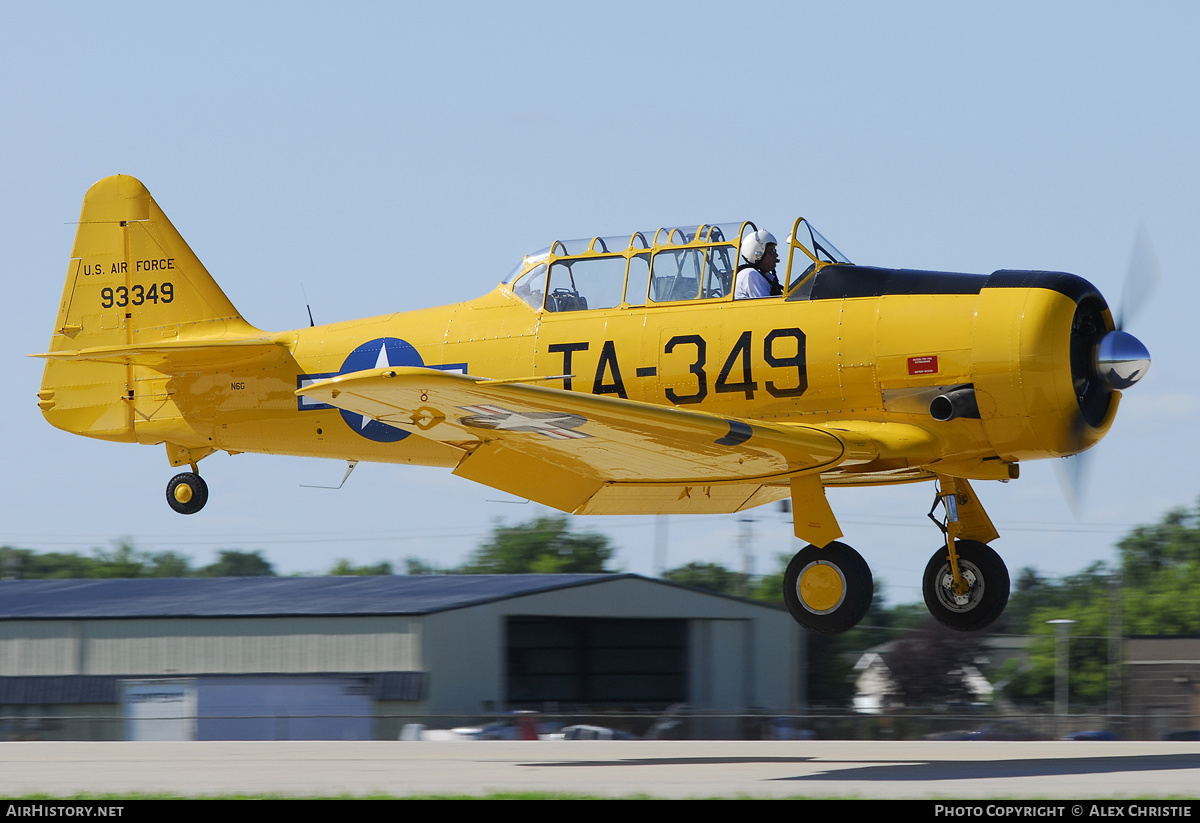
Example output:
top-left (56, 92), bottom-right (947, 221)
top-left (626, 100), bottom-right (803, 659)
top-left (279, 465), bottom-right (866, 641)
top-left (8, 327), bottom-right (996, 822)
top-left (1, 740), bottom-right (1198, 798)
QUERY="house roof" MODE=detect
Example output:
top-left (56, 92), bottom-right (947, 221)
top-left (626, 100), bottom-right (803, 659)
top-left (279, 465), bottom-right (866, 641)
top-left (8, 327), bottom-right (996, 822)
top-left (0, 574), bottom-right (636, 619)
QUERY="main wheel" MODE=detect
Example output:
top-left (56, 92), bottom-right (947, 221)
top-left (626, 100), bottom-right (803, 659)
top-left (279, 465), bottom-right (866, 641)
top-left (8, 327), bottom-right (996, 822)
top-left (166, 472), bottom-right (208, 515)
top-left (922, 539), bottom-right (1009, 631)
top-left (782, 542), bottom-right (873, 634)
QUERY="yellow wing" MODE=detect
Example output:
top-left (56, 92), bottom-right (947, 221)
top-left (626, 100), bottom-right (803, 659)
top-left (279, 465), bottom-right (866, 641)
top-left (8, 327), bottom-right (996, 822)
top-left (298, 366), bottom-right (851, 517)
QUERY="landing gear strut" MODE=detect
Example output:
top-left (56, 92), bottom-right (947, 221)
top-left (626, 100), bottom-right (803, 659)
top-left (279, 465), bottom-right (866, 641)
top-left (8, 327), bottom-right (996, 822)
top-left (166, 471), bottom-right (208, 515)
top-left (923, 481), bottom-right (1009, 631)
top-left (782, 541), bottom-right (873, 634)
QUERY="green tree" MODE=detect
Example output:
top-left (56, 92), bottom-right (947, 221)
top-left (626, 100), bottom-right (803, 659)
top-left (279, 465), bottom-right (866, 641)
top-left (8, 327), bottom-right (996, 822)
top-left (0, 543), bottom-right (195, 579)
top-left (750, 552), bottom-right (789, 603)
top-left (329, 559), bottom-right (393, 576)
top-left (1119, 502), bottom-right (1200, 587)
top-left (403, 557), bottom-right (441, 575)
top-left (1124, 565), bottom-right (1200, 635)
top-left (662, 561), bottom-right (749, 596)
top-left (1, 547), bottom-right (96, 579)
top-left (196, 550), bottom-right (276, 577)
top-left (144, 551), bottom-right (193, 577)
top-left (1119, 501), bottom-right (1200, 635)
top-left (456, 516), bottom-right (615, 574)
top-left (90, 542), bottom-right (147, 578)
top-left (1004, 574), bottom-right (1115, 706)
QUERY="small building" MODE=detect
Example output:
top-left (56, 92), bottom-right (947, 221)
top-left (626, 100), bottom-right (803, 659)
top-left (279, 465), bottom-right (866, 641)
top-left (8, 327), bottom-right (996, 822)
top-left (0, 575), bottom-right (803, 740)
top-left (1124, 636), bottom-right (1200, 740)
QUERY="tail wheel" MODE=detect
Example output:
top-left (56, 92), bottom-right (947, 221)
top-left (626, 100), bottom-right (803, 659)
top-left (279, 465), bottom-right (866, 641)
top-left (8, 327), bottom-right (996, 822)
top-left (923, 539), bottom-right (1009, 632)
top-left (783, 542), bottom-right (873, 634)
top-left (166, 472), bottom-right (208, 515)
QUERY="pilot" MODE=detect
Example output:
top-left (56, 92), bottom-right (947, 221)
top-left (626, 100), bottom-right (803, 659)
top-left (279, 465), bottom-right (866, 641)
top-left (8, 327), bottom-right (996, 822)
top-left (734, 229), bottom-right (782, 299)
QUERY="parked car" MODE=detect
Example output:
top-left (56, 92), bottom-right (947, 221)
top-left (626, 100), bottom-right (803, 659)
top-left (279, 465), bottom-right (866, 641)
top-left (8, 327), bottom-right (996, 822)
top-left (1063, 730), bottom-right (1120, 741)
top-left (560, 724), bottom-right (638, 740)
top-left (924, 721), bottom-right (1042, 741)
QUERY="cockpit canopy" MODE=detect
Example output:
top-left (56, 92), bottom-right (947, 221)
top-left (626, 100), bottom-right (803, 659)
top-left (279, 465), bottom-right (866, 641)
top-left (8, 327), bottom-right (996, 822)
top-left (505, 218), bottom-right (848, 312)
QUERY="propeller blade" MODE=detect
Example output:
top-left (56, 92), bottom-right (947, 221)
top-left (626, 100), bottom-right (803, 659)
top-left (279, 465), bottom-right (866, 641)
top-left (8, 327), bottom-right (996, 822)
top-left (1055, 452), bottom-right (1089, 519)
top-left (1058, 223), bottom-right (1158, 518)
top-left (1117, 223), bottom-right (1160, 331)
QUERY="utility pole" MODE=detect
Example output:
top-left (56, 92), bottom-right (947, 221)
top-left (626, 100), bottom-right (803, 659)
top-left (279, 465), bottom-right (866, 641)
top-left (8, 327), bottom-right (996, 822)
top-left (738, 517), bottom-right (755, 597)
top-left (1109, 569), bottom-right (1123, 734)
top-left (654, 515), bottom-right (668, 577)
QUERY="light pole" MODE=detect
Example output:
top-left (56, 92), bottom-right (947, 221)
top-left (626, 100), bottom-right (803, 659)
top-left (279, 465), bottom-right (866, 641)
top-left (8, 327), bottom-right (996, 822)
top-left (1047, 619), bottom-right (1077, 737)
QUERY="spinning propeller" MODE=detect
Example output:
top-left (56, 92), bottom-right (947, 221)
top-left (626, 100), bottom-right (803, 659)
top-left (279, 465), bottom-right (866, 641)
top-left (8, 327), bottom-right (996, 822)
top-left (1057, 225), bottom-right (1157, 514)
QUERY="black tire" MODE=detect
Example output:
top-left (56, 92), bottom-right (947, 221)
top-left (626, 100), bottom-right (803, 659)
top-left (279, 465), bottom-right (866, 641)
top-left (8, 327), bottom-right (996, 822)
top-left (166, 472), bottom-right (208, 515)
top-left (922, 539), bottom-right (1010, 632)
top-left (782, 541), bottom-right (873, 634)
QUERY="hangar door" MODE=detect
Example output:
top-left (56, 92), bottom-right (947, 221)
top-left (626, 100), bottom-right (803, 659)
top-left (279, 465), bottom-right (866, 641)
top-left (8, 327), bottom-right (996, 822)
top-left (506, 617), bottom-right (686, 707)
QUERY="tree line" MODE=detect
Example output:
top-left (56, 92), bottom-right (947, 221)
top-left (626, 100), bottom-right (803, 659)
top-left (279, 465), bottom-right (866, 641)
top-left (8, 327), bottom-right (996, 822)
top-left (0, 544), bottom-right (276, 579)
top-left (0, 516), bottom-right (614, 581)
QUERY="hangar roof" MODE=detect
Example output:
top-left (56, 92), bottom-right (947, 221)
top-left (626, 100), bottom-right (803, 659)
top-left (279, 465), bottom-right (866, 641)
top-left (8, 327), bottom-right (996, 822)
top-left (0, 574), bottom-right (638, 619)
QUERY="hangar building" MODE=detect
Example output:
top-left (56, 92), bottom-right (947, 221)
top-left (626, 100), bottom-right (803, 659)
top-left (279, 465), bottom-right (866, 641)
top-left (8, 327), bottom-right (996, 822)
top-left (0, 574), bottom-right (803, 740)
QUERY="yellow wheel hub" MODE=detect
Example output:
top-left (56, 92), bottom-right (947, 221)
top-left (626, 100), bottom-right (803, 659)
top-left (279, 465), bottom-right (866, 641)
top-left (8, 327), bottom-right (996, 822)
top-left (799, 562), bottom-right (845, 613)
top-left (173, 483), bottom-right (193, 504)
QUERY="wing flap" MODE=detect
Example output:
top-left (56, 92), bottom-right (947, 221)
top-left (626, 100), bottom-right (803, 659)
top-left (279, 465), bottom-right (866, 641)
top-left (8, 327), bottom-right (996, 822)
top-left (574, 483), bottom-right (765, 515)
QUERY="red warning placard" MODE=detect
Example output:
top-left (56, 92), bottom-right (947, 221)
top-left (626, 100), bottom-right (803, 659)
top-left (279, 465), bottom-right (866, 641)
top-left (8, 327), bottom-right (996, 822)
top-left (907, 355), bottom-right (938, 375)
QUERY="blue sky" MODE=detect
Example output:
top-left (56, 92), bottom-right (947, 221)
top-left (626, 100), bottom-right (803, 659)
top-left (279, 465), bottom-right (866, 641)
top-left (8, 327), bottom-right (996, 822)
top-left (3, 2), bottom-right (1196, 604)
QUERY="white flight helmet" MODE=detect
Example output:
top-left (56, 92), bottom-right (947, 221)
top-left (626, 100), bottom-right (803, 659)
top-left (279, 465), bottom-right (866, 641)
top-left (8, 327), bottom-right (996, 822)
top-left (740, 229), bottom-right (778, 264)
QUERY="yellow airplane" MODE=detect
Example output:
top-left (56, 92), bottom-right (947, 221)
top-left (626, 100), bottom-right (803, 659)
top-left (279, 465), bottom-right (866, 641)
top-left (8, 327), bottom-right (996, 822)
top-left (36, 175), bottom-right (1152, 634)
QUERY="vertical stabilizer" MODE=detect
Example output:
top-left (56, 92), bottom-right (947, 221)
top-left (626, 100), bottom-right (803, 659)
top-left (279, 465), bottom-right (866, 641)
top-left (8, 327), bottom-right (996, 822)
top-left (40, 175), bottom-right (260, 441)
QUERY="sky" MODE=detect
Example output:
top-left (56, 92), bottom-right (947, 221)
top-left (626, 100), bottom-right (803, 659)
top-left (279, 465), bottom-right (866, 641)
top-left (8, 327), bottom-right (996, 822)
top-left (2, 2), bottom-right (1197, 606)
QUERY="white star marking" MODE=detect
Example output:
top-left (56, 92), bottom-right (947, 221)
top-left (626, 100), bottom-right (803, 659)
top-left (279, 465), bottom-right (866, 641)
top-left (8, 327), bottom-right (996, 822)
top-left (357, 342), bottom-right (393, 429)
top-left (374, 342), bottom-right (391, 370)
top-left (492, 411), bottom-right (577, 432)
top-left (458, 404), bottom-right (590, 439)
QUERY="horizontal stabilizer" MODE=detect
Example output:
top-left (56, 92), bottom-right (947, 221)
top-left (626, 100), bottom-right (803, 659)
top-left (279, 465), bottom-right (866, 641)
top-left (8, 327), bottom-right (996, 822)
top-left (32, 336), bottom-right (289, 370)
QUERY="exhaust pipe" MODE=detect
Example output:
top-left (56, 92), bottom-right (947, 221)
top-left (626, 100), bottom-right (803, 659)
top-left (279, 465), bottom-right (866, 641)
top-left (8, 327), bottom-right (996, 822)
top-left (930, 385), bottom-right (979, 422)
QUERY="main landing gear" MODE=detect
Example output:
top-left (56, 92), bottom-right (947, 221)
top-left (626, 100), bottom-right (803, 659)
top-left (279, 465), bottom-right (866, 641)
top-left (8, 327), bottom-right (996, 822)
top-left (780, 477), bottom-right (1010, 634)
top-left (783, 541), bottom-right (873, 634)
top-left (922, 539), bottom-right (1009, 632)
top-left (921, 480), bottom-right (1009, 631)
top-left (166, 471), bottom-right (208, 515)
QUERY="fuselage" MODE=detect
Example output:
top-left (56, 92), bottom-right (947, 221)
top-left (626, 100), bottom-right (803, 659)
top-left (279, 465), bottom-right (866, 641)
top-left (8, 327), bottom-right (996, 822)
top-left (117, 264), bottom-right (1117, 484)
